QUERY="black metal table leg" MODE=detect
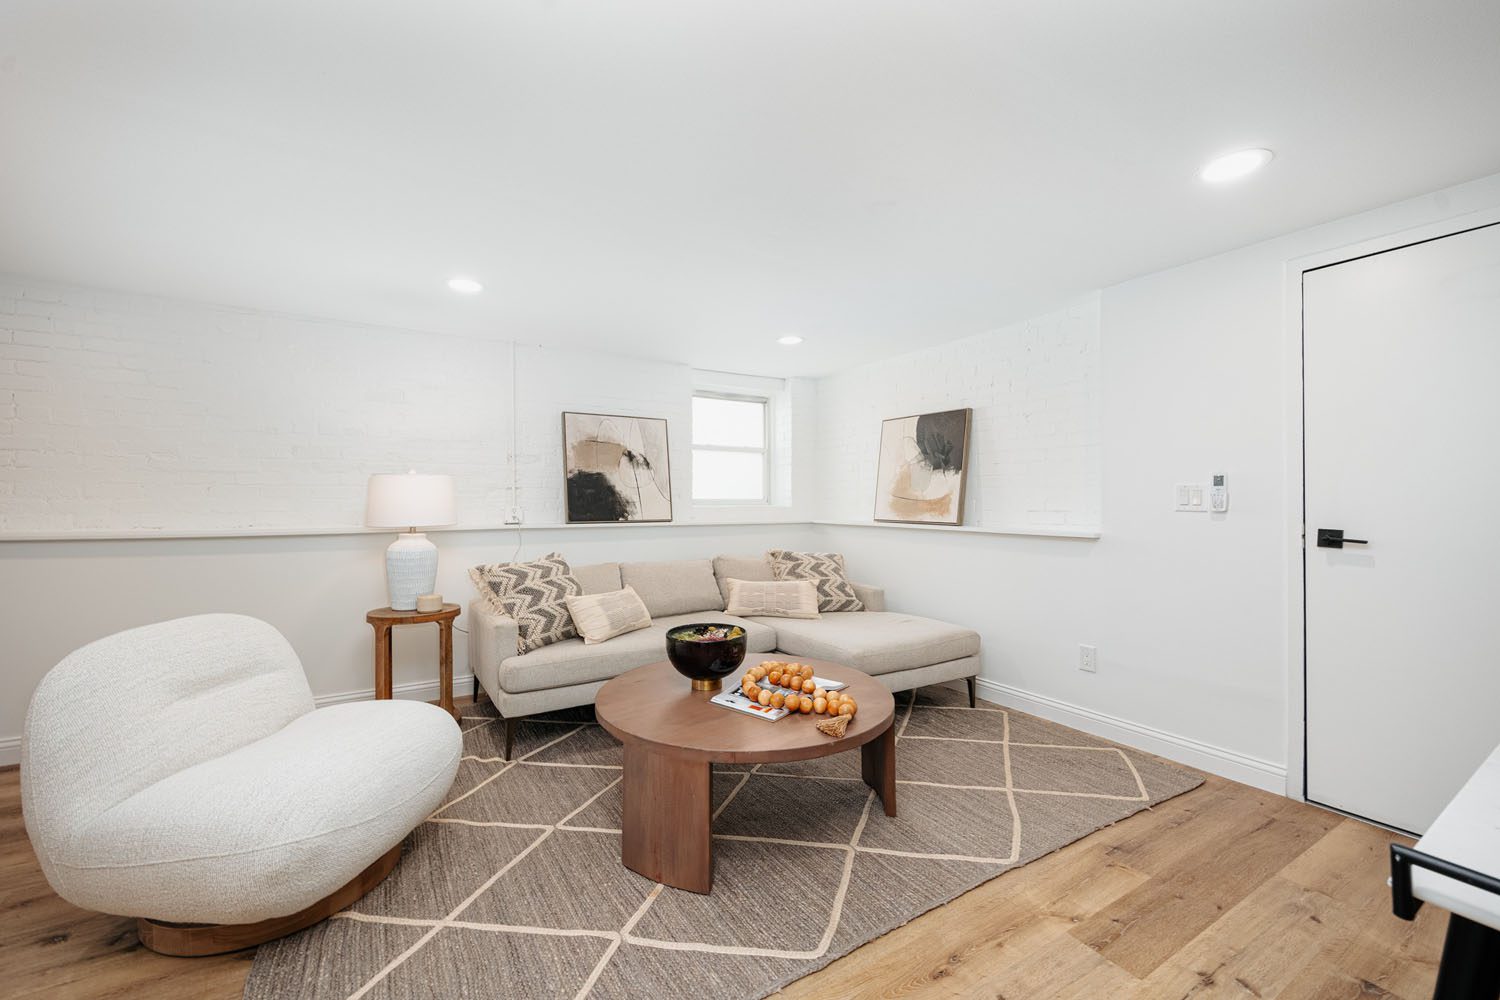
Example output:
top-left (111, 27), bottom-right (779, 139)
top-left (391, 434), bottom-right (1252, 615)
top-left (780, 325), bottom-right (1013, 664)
top-left (1432, 914), bottom-right (1500, 1000)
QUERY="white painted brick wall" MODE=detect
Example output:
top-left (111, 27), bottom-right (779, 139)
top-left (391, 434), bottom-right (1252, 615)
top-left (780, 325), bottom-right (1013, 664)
top-left (0, 276), bottom-right (708, 534)
top-left (815, 294), bottom-right (1102, 530)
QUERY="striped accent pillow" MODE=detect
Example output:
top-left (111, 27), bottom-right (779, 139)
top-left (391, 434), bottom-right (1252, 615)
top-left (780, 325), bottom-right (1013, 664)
top-left (766, 550), bottom-right (865, 613)
top-left (723, 579), bottom-right (821, 619)
top-left (469, 552), bottom-right (583, 654)
top-left (565, 586), bottom-right (653, 644)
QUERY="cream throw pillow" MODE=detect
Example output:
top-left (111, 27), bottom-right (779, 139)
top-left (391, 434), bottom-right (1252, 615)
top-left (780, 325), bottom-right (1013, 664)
top-left (724, 578), bottom-right (821, 619)
top-left (564, 586), bottom-right (653, 644)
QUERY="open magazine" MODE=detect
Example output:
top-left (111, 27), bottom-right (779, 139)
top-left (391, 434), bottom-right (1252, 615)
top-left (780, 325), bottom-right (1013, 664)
top-left (710, 674), bottom-right (848, 722)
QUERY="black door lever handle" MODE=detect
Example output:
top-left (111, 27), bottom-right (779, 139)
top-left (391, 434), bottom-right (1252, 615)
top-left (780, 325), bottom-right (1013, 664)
top-left (1316, 528), bottom-right (1369, 549)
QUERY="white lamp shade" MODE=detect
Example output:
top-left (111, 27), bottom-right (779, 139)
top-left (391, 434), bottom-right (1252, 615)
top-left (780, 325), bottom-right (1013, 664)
top-left (365, 473), bottom-right (456, 528)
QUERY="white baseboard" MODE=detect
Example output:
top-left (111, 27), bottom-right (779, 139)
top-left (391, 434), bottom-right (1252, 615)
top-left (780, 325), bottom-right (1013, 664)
top-left (314, 674), bottom-right (477, 709)
top-left (976, 678), bottom-right (1288, 794)
top-left (0, 676), bottom-right (476, 770)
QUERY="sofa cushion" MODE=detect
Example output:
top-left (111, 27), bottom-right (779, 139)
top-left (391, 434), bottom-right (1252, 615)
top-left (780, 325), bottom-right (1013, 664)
top-left (574, 562), bottom-right (623, 595)
top-left (470, 552), bottom-right (582, 654)
top-left (756, 611), bottom-right (979, 676)
top-left (620, 559), bottom-right (725, 617)
top-left (767, 550), bottom-right (864, 612)
top-left (712, 554), bottom-right (777, 604)
top-left (500, 627), bottom-right (665, 694)
top-left (652, 613), bottom-right (778, 655)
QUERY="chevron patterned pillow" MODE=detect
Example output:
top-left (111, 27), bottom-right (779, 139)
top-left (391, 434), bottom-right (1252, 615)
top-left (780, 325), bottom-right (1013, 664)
top-left (766, 550), bottom-right (865, 613)
top-left (469, 552), bottom-right (584, 654)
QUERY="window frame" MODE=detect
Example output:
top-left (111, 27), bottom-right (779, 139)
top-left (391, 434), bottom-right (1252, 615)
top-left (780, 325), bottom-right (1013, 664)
top-left (690, 389), bottom-right (772, 505)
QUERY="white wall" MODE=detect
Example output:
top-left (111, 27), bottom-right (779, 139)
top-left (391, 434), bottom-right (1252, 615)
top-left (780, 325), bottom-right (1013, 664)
top-left (0, 278), bottom-right (818, 534)
top-left (817, 294), bottom-right (1102, 532)
top-left (817, 170), bottom-right (1500, 790)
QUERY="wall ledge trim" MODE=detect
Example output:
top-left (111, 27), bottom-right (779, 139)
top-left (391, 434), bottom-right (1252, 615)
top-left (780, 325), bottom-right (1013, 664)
top-left (815, 519), bottom-right (1101, 539)
top-left (0, 519), bottom-right (813, 544)
top-left (976, 678), bottom-right (1287, 793)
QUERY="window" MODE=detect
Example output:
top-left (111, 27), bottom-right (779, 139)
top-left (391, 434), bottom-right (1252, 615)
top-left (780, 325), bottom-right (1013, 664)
top-left (692, 392), bottom-right (769, 503)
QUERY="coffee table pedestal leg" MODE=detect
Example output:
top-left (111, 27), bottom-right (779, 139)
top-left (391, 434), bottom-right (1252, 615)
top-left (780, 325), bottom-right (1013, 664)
top-left (861, 721), bottom-right (898, 817)
top-left (621, 747), bottom-right (713, 893)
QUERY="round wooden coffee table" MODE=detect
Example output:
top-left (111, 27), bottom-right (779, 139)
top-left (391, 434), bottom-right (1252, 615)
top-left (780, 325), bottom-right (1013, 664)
top-left (596, 654), bottom-right (896, 894)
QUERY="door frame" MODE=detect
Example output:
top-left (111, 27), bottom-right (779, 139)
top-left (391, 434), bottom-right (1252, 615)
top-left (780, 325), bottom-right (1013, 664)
top-left (1281, 206), bottom-right (1500, 806)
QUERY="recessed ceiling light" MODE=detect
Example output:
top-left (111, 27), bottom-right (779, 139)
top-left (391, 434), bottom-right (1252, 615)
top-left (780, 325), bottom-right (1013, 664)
top-left (777, 335), bottom-right (804, 346)
top-left (1199, 148), bottom-right (1274, 184)
top-left (446, 276), bottom-right (483, 294)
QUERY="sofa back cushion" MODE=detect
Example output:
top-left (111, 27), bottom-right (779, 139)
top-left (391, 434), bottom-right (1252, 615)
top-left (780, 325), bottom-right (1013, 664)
top-left (574, 562), bottom-right (623, 595)
top-left (712, 554), bottom-right (777, 604)
top-left (619, 559), bottom-right (725, 617)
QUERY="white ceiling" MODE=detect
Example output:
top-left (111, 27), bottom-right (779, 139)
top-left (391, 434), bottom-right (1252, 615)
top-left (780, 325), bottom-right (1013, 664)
top-left (2, 2), bottom-right (1498, 377)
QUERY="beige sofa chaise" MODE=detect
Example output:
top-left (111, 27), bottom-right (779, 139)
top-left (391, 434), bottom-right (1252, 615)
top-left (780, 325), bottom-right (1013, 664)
top-left (469, 555), bottom-right (980, 757)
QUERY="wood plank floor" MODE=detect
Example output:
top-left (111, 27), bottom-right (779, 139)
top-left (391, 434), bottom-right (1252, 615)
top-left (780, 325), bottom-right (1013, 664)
top-left (0, 698), bottom-right (1447, 1000)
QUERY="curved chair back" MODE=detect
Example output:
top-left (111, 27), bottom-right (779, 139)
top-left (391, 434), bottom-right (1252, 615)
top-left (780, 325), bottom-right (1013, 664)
top-left (21, 614), bottom-right (315, 887)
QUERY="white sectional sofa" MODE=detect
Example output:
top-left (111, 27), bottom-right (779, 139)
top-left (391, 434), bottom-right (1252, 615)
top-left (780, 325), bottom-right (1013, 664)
top-left (469, 554), bottom-right (980, 757)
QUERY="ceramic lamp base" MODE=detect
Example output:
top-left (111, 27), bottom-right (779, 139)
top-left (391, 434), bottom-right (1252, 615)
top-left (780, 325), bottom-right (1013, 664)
top-left (386, 532), bottom-right (438, 611)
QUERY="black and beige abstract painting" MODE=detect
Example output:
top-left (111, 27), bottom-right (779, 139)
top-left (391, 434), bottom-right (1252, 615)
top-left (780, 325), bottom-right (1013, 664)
top-left (563, 412), bottom-right (674, 523)
top-left (874, 408), bottom-right (972, 525)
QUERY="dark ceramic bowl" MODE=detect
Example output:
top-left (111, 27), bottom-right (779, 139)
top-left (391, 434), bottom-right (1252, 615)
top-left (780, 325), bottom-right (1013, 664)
top-left (665, 623), bottom-right (748, 690)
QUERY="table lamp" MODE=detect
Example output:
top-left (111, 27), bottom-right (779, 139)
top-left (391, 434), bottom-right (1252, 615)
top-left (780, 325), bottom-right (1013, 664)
top-left (365, 472), bottom-right (456, 611)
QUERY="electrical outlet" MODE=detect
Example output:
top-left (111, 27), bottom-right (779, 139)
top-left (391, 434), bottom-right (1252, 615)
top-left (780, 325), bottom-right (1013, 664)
top-left (504, 507), bottom-right (523, 525)
top-left (1079, 644), bottom-right (1097, 673)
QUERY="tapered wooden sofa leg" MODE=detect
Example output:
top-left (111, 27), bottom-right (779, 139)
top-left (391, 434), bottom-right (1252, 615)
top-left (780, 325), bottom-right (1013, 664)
top-left (504, 717), bottom-right (517, 760)
top-left (966, 676), bottom-right (977, 708)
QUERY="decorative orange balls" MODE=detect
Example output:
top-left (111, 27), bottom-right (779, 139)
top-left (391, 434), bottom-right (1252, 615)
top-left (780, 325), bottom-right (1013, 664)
top-left (838, 702), bottom-right (855, 717)
top-left (767, 669), bottom-right (782, 687)
top-left (757, 689), bottom-right (772, 707)
top-left (800, 678), bottom-right (815, 694)
top-left (813, 697), bottom-right (827, 715)
top-left (770, 692), bottom-right (785, 710)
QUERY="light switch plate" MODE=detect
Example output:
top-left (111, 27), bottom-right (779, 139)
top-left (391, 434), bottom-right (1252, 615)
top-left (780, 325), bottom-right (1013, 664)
top-left (1175, 483), bottom-right (1208, 512)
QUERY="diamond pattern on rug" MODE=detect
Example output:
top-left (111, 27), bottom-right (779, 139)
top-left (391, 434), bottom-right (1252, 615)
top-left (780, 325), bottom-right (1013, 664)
top-left (857, 783), bottom-right (1015, 859)
top-left (1007, 710), bottom-right (1114, 748)
top-left (526, 724), bottom-right (625, 768)
top-left (243, 914), bottom-right (428, 999)
top-left (465, 829), bottom-right (655, 930)
top-left (714, 772), bottom-right (873, 844)
top-left (895, 734), bottom-right (1008, 783)
top-left (377, 925), bottom-right (611, 1000)
top-left (434, 762), bottom-right (620, 825)
top-left (1009, 744), bottom-right (1143, 798)
top-left (247, 683), bottom-right (1204, 1000)
top-left (562, 770), bottom-right (744, 832)
top-left (462, 718), bottom-right (583, 761)
top-left (901, 704), bottom-right (1007, 741)
top-left (756, 748), bottom-right (863, 780)
top-left (630, 838), bottom-right (847, 950)
top-left (348, 821), bottom-right (546, 920)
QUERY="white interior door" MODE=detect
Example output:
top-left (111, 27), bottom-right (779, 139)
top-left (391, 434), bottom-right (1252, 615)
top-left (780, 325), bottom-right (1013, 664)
top-left (1304, 221), bottom-right (1500, 835)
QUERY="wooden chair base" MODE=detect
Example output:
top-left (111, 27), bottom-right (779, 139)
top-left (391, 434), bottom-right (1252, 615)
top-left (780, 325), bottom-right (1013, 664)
top-left (136, 843), bottom-right (402, 957)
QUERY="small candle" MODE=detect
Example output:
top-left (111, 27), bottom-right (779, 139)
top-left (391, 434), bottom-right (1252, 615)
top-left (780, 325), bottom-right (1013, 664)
top-left (415, 593), bottom-right (443, 612)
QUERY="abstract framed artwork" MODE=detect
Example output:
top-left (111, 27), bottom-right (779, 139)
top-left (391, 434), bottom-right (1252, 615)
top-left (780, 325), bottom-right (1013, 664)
top-left (873, 407), bottom-right (972, 525)
top-left (562, 411), bottom-right (674, 523)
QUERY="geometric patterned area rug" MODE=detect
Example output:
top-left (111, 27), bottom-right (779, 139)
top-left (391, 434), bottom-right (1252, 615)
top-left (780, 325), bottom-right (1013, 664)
top-left (245, 683), bottom-right (1202, 1000)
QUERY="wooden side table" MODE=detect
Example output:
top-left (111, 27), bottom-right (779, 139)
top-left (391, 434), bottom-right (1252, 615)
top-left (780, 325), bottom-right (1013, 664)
top-left (366, 604), bottom-right (462, 721)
